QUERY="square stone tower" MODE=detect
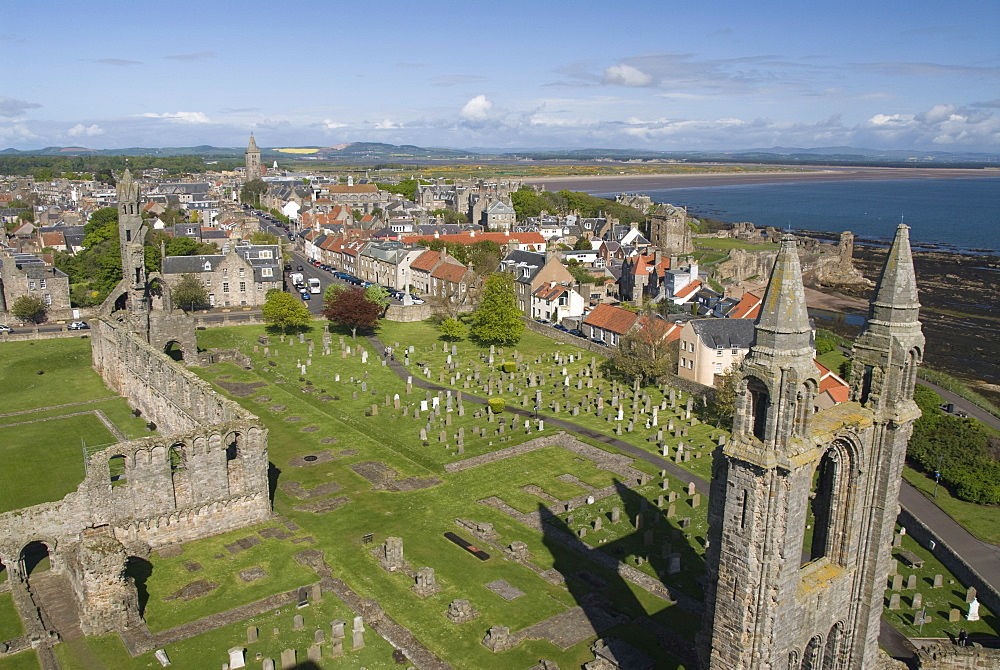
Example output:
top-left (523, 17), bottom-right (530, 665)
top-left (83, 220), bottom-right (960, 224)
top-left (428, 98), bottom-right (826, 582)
top-left (699, 226), bottom-right (923, 669)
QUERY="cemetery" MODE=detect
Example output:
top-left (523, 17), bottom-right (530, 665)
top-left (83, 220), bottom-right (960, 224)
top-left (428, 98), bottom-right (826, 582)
top-left (0, 320), bottom-right (995, 668)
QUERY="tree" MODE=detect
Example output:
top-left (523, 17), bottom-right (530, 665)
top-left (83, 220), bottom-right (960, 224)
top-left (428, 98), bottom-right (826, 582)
top-left (240, 178), bottom-right (268, 207)
top-left (470, 273), bottom-right (524, 345)
top-left (604, 321), bottom-right (678, 385)
top-left (262, 291), bottom-right (312, 334)
top-left (323, 286), bottom-right (381, 339)
top-left (709, 364), bottom-right (741, 427)
top-left (364, 285), bottom-right (390, 310)
top-left (439, 317), bottom-right (466, 341)
top-left (172, 274), bottom-right (210, 312)
top-left (248, 231), bottom-right (280, 245)
top-left (11, 295), bottom-right (47, 324)
top-left (573, 236), bottom-right (592, 250)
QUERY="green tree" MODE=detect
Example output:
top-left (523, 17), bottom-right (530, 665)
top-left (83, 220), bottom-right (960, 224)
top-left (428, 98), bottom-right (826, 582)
top-left (248, 231), bottom-right (280, 245)
top-left (11, 295), bottom-right (47, 324)
top-left (439, 317), bottom-right (466, 341)
top-left (323, 286), bottom-right (381, 339)
top-left (364, 285), bottom-right (390, 310)
top-left (470, 273), bottom-right (524, 345)
top-left (240, 178), bottom-right (268, 207)
top-left (573, 236), bottom-right (592, 250)
top-left (604, 321), bottom-right (679, 386)
top-left (262, 291), bottom-right (312, 334)
top-left (172, 274), bottom-right (210, 312)
top-left (709, 364), bottom-right (741, 427)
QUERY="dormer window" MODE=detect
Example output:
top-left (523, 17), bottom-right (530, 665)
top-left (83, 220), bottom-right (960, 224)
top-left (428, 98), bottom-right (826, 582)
top-left (203, 261), bottom-right (212, 271)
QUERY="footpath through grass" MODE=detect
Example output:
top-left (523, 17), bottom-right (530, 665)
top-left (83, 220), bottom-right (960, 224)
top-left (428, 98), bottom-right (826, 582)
top-left (903, 467), bottom-right (1000, 546)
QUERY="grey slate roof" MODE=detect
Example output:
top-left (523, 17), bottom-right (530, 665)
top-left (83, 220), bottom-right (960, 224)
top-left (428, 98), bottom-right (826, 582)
top-left (690, 318), bottom-right (756, 349)
top-left (163, 255), bottom-right (223, 274)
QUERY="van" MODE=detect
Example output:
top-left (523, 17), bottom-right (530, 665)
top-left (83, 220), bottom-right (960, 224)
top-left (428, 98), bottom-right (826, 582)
top-left (308, 277), bottom-right (322, 294)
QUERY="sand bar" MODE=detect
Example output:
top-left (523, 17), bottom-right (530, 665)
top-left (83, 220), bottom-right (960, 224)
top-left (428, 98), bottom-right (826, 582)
top-left (521, 167), bottom-right (1000, 194)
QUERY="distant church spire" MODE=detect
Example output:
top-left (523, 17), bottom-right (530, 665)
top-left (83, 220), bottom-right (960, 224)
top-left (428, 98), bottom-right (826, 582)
top-left (245, 132), bottom-right (262, 180)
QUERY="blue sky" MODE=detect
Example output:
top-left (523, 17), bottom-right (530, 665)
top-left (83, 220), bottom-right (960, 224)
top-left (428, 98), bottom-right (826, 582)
top-left (2, 0), bottom-right (998, 152)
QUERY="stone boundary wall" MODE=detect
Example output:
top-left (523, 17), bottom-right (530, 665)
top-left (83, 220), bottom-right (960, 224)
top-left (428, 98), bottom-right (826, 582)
top-left (898, 507), bottom-right (1000, 621)
top-left (385, 303), bottom-right (433, 322)
top-left (0, 330), bottom-right (89, 343)
top-left (915, 643), bottom-right (1000, 669)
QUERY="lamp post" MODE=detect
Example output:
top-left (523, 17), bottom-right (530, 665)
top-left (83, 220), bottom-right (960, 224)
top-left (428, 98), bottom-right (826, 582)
top-left (933, 453), bottom-right (943, 498)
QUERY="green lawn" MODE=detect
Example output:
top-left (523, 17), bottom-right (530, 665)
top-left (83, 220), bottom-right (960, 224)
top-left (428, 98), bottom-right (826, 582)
top-left (903, 467), bottom-right (1000, 546)
top-left (693, 238), bottom-right (779, 251)
top-left (0, 338), bottom-right (115, 414)
top-left (0, 649), bottom-right (41, 670)
top-left (0, 592), bottom-right (24, 640)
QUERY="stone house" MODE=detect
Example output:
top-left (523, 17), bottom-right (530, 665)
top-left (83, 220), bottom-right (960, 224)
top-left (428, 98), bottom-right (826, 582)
top-left (676, 318), bottom-right (756, 386)
top-left (356, 241), bottom-right (426, 290)
top-left (530, 282), bottom-right (585, 323)
top-left (409, 248), bottom-right (476, 301)
top-left (618, 250), bottom-right (672, 305)
top-left (499, 250), bottom-right (574, 316)
top-left (580, 303), bottom-right (639, 346)
top-left (0, 250), bottom-right (72, 320)
top-left (316, 183), bottom-right (389, 213)
top-left (161, 243), bottom-right (281, 308)
top-left (480, 198), bottom-right (516, 231)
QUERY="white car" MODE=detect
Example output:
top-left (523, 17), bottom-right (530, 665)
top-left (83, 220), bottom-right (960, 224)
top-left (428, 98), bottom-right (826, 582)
top-left (68, 321), bottom-right (89, 330)
top-left (0, 324), bottom-right (13, 334)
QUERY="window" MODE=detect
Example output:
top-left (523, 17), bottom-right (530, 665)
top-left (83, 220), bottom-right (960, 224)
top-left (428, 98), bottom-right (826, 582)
top-left (239, 282), bottom-right (246, 292)
top-left (39, 279), bottom-right (46, 289)
top-left (260, 250), bottom-right (272, 259)
top-left (732, 348), bottom-right (739, 354)
top-left (205, 278), bottom-right (212, 287)
top-left (256, 283), bottom-right (263, 291)
top-left (29, 281), bottom-right (36, 290)
top-left (44, 293), bottom-right (52, 305)
top-left (223, 268), bottom-right (228, 277)
top-left (261, 268), bottom-right (273, 277)
top-left (717, 348), bottom-right (723, 356)
top-left (715, 363), bottom-right (723, 373)
top-left (238, 268), bottom-right (245, 277)
top-left (222, 282), bottom-right (230, 293)
top-left (203, 261), bottom-right (212, 271)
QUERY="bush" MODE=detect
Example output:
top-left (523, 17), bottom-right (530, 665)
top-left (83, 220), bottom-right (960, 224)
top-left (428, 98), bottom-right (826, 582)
top-left (487, 398), bottom-right (505, 414)
top-left (500, 362), bottom-right (516, 373)
top-left (815, 337), bottom-right (837, 355)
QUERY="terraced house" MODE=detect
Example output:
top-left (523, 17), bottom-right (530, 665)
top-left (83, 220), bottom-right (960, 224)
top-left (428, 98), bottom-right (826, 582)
top-left (161, 242), bottom-right (281, 308)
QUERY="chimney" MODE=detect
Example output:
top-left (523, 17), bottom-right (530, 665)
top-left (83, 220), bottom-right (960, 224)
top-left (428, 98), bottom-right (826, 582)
top-left (654, 249), bottom-right (662, 266)
top-left (440, 247), bottom-right (447, 263)
top-left (434, 231), bottom-right (439, 239)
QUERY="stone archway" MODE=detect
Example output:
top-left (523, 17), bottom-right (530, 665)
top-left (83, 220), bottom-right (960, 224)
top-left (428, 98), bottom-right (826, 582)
top-left (164, 340), bottom-right (184, 362)
top-left (20, 540), bottom-right (54, 578)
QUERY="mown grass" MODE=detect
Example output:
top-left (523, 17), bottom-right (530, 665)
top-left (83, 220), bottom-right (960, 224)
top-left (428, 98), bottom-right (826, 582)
top-left (0, 592), bottom-right (24, 640)
top-left (0, 338), bottom-right (114, 413)
top-left (0, 649), bottom-right (41, 670)
top-left (902, 466), bottom-right (1000, 546)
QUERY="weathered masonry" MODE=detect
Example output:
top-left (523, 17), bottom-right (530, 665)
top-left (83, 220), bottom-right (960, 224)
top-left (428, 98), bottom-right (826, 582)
top-left (700, 226), bottom-right (924, 669)
top-left (0, 170), bottom-right (271, 642)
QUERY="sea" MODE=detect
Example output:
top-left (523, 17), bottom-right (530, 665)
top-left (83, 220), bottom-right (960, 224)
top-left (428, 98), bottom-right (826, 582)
top-left (596, 177), bottom-right (1000, 254)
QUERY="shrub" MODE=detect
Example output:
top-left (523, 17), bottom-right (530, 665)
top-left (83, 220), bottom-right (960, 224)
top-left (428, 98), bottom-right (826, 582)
top-left (487, 398), bottom-right (505, 414)
top-left (500, 362), bottom-right (516, 373)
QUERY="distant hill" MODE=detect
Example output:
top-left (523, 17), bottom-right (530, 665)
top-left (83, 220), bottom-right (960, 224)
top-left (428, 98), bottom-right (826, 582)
top-left (0, 143), bottom-right (997, 165)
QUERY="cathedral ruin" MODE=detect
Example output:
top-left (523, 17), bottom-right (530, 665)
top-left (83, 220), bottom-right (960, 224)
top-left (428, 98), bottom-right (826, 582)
top-left (700, 225), bottom-right (924, 669)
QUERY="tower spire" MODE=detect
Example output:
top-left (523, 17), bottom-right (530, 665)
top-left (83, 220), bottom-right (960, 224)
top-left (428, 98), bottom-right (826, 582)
top-left (868, 223), bottom-right (919, 328)
top-left (752, 233), bottom-right (813, 361)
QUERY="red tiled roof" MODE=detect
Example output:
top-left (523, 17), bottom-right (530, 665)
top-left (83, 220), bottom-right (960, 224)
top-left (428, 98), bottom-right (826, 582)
top-left (40, 231), bottom-right (65, 247)
top-left (418, 232), bottom-right (546, 246)
top-left (730, 291), bottom-right (763, 319)
top-left (674, 280), bottom-right (702, 300)
top-left (815, 360), bottom-right (850, 404)
top-left (583, 304), bottom-right (639, 335)
top-left (410, 249), bottom-right (442, 272)
top-left (432, 262), bottom-right (468, 283)
top-left (324, 184), bottom-right (378, 194)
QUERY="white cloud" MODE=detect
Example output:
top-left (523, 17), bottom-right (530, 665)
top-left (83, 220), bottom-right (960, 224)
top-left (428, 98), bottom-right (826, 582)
top-left (67, 123), bottom-right (104, 137)
top-left (139, 111), bottom-right (210, 123)
top-left (373, 119), bottom-right (402, 129)
top-left (322, 119), bottom-right (347, 129)
top-left (460, 95), bottom-right (493, 121)
top-left (0, 97), bottom-right (41, 118)
top-left (602, 63), bottom-right (654, 87)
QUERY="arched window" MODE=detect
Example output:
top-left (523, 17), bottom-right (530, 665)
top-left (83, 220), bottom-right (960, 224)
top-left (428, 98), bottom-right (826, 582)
top-left (802, 441), bottom-right (853, 567)
top-left (747, 377), bottom-right (769, 441)
top-left (20, 541), bottom-right (52, 578)
top-left (800, 635), bottom-right (824, 670)
top-left (225, 432), bottom-right (242, 461)
top-left (823, 622), bottom-right (845, 670)
top-left (169, 443), bottom-right (186, 471)
top-left (109, 454), bottom-right (127, 486)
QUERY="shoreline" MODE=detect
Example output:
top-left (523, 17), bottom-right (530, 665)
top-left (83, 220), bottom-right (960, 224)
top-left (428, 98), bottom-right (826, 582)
top-left (522, 167), bottom-right (1000, 192)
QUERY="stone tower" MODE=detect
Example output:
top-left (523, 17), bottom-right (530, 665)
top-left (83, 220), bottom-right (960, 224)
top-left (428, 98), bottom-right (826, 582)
top-left (648, 203), bottom-right (693, 255)
top-left (116, 169), bottom-right (149, 320)
top-left (700, 226), bottom-right (923, 669)
top-left (245, 132), bottom-right (262, 180)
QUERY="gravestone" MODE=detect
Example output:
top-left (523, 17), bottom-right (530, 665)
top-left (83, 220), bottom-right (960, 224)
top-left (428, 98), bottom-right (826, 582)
top-left (949, 608), bottom-right (961, 623)
top-left (280, 649), bottom-right (296, 670)
top-left (247, 626), bottom-right (258, 644)
top-left (352, 616), bottom-right (366, 650)
top-left (228, 647), bottom-right (246, 670)
top-left (262, 660), bottom-right (274, 670)
top-left (893, 533), bottom-right (902, 547)
top-left (330, 619), bottom-right (345, 640)
top-left (380, 537), bottom-right (406, 572)
top-left (610, 507), bottom-right (621, 523)
top-left (691, 493), bottom-right (701, 508)
top-left (966, 587), bottom-right (977, 603)
top-left (307, 645), bottom-right (321, 662)
top-left (667, 553), bottom-right (681, 575)
top-left (888, 593), bottom-right (901, 610)
top-left (933, 574), bottom-right (943, 589)
top-left (912, 592), bottom-right (922, 610)
top-left (293, 614), bottom-right (304, 630)
top-left (891, 575), bottom-right (903, 591)
top-left (413, 567), bottom-right (441, 597)
top-left (905, 575), bottom-right (917, 590)
top-left (593, 517), bottom-right (603, 531)
top-left (667, 504), bottom-right (676, 519)
top-left (687, 482), bottom-right (697, 495)
top-left (314, 629), bottom-right (324, 644)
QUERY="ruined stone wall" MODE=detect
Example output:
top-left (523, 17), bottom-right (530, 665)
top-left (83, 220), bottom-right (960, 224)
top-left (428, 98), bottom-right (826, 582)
top-left (916, 644), bottom-right (1000, 669)
top-left (92, 317), bottom-right (252, 433)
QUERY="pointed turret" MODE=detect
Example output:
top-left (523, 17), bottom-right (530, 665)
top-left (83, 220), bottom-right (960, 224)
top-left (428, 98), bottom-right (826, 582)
top-left (868, 223), bottom-right (920, 328)
top-left (247, 132), bottom-right (259, 153)
top-left (752, 234), bottom-right (813, 359)
top-left (245, 132), bottom-right (262, 180)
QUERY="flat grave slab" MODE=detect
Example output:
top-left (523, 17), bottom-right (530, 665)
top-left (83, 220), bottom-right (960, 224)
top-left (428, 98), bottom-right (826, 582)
top-left (444, 532), bottom-right (490, 560)
top-left (485, 579), bottom-right (525, 601)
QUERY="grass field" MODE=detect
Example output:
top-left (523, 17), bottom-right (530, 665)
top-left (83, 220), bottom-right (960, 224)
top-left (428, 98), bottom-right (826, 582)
top-left (902, 467), bottom-right (1000, 546)
top-left (0, 592), bottom-right (24, 640)
top-left (0, 339), bottom-right (153, 514)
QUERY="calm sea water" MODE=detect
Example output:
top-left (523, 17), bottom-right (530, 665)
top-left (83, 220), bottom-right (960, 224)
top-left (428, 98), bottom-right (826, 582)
top-left (598, 177), bottom-right (1000, 252)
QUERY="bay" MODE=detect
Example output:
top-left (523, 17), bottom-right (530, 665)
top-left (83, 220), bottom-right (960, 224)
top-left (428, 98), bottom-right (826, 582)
top-left (596, 177), bottom-right (1000, 253)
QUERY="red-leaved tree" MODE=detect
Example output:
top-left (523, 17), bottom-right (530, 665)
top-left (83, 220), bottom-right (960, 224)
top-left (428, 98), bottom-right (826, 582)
top-left (322, 286), bottom-right (381, 339)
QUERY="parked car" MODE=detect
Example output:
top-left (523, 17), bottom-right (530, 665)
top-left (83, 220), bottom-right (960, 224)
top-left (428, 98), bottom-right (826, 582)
top-left (569, 328), bottom-right (586, 338)
top-left (296, 265), bottom-right (303, 271)
top-left (68, 321), bottom-right (89, 330)
top-left (300, 291), bottom-right (311, 301)
top-left (0, 324), bottom-right (13, 334)
top-left (554, 324), bottom-right (568, 332)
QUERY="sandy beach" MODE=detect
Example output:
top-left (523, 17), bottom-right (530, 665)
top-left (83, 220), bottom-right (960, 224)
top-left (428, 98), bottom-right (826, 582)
top-left (521, 167), bottom-right (999, 193)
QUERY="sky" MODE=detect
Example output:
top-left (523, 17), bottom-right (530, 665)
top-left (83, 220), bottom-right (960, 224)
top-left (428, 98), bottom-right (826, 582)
top-left (2, 0), bottom-right (998, 152)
